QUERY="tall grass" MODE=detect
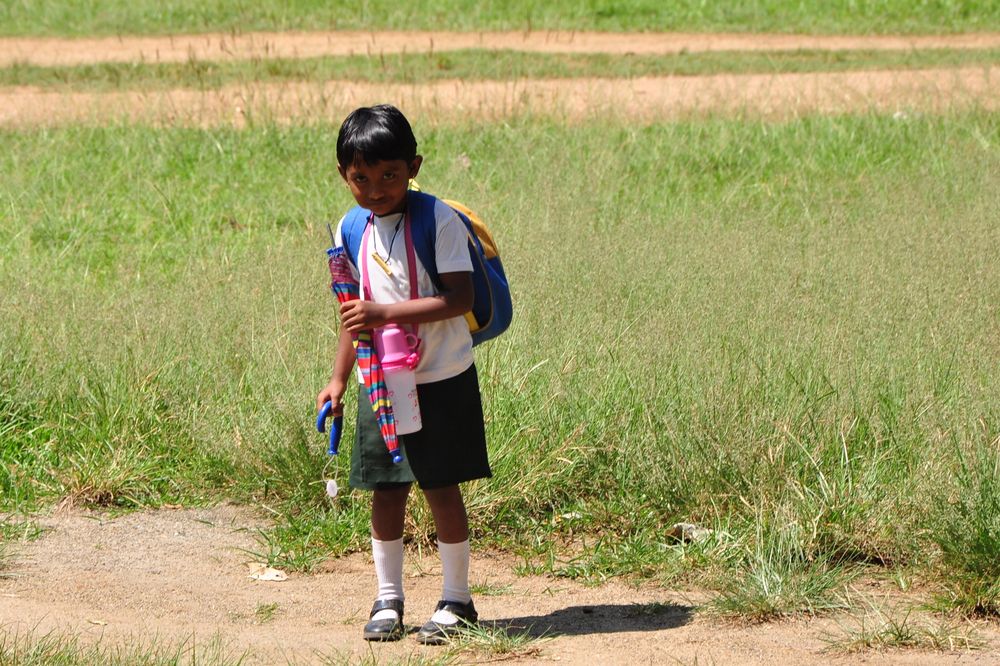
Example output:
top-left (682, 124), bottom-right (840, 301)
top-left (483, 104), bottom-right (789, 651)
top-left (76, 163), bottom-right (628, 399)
top-left (2, 0), bottom-right (999, 36)
top-left (1, 114), bottom-right (998, 612)
top-left (932, 431), bottom-right (1000, 616)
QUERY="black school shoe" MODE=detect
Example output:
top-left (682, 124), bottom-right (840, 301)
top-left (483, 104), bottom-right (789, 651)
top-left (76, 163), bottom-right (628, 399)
top-left (363, 598), bottom-right (405, 641)
top-left (415, 599), bottom-right (478, 645)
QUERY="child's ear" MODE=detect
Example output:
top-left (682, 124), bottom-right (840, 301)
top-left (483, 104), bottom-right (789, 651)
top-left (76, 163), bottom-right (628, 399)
top-left (337, 164), bottom-right (348, 181)
top-left (409, 156), bottom-right (423, 179)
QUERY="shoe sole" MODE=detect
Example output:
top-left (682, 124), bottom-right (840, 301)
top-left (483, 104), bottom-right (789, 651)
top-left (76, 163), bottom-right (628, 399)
top-left (415, 631), bottom-right (450, 645)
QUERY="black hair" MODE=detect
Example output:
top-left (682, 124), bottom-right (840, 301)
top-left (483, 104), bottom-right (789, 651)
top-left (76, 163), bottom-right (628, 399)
top-left (336, 104), bottom-right (418, 167)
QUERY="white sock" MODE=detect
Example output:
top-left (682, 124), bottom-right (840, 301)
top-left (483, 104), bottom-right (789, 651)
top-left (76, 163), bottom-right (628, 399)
top-left (431, 539), bottom-right (471, 623)
top-left (371, 537), bottom-right (404, 622)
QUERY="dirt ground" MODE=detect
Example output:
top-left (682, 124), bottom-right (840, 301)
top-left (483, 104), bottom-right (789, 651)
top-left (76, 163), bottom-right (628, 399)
top-left (1, 66), bottom-right (997, 127)
top-left (1, 505), bottom-right (996, 664)
top-left (3, 30), bottom-right (1000, 67)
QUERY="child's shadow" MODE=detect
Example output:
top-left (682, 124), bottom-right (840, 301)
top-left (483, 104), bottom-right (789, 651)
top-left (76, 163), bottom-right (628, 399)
top-left (487, 601), bottom-right (694, 638)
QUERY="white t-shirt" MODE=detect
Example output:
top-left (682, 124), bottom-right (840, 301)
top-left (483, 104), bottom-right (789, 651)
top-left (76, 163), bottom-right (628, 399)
top-left (335, 198), bottom-right (474, 384)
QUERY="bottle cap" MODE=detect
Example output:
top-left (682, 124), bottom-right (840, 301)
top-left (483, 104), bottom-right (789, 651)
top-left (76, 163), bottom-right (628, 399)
top-left (380, 325), bottom-right (408, 365)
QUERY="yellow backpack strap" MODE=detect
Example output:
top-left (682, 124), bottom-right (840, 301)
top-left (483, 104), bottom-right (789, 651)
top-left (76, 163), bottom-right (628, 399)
top-left (443, 199), bottom-right (499, 260)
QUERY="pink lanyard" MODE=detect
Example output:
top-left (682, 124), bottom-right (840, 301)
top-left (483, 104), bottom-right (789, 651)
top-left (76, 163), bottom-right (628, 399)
top-left (360, 210), bottom-right (420, 340)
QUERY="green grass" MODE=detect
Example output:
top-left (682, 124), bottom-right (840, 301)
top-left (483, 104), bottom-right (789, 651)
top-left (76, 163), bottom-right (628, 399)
top-left (0, 517), bottom-right (40, 577)
top-left (0, 540), bottom-right (10, 576)
top-left (826, 605), bottom-right (986, 652)
top-left (0, 629), bottom-right (244, 665)
top-left (1, 113), bottom-right (998, 617)
top-left (253, 602), bottom-right (280, 624)
top-left (1, 1), bottom-right (999, 36)
top-left (441, 622), bottom-right (547, 661)
top-left (469, 579), bottom-right (514, 596)
top-left (306, 651), bottom-right (453, 666)
top-left (705, 517), bottom-right (853, 621)
top-left (931, 435), bottom-right (1000, 616)
top-left (4, 48), bottom-right (1000, 92)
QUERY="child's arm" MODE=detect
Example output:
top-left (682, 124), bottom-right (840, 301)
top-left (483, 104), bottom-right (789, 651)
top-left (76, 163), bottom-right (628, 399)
top-left (315, 327), bottom-right (357, 415)
top-left (338, 271), bottom-right (473, 333)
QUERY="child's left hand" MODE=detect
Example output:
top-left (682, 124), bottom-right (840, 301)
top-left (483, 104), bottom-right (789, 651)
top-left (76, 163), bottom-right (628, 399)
top-left (340, 300), bottom-right (389, 333)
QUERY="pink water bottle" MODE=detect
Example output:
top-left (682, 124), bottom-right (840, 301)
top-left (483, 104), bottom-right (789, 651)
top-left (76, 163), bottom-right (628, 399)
top-left (377, 325), bottom-right (422, 434)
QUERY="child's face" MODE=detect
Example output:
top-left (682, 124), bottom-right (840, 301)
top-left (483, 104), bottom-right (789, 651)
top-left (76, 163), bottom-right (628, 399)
top-left (338, 156), bottom-right (422, 217)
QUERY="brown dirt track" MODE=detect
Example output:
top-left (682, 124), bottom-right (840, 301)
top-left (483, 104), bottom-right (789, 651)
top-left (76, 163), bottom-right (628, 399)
top-left (3, 30), bottom-right (1000, 67)
top-left (1, 67), bottom-right (997, 127)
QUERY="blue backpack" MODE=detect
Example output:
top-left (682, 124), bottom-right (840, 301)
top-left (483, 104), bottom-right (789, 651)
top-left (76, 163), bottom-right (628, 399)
top-left (340, 189), bottom-right (513, 346)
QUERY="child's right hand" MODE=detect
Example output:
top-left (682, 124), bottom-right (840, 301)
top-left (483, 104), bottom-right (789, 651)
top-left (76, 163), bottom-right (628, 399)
top-left (316, 379), bottom-right (347, 416)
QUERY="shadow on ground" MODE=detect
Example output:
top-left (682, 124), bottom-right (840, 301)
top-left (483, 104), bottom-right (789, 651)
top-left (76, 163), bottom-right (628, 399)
top-left (489, 602), bottom-right (694, 637)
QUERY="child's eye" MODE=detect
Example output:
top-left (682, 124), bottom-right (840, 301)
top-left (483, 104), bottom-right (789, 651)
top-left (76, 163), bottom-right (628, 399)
top-left (383, 172), bottom-right (396, 180)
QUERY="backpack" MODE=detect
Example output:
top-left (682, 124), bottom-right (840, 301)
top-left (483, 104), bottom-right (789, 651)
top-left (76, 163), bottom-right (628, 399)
top-left (340, 189), bottom-right (512, 346)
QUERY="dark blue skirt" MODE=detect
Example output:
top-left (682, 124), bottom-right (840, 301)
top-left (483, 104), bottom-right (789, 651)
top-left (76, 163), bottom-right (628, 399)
top-left (349, 364), bottom-right (491, 490)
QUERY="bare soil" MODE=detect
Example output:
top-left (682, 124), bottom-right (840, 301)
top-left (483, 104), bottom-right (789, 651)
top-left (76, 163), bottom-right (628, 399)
top-left (1, 505), bottom-right (995, 664)
top-left (3, 30), bottom-right (1000, 68)
top-left (1, 65), bottom-right (997, 127)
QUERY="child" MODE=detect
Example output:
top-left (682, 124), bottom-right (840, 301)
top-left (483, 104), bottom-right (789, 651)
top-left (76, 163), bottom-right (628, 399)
top-left (315, 104), bottom-right (491, 644)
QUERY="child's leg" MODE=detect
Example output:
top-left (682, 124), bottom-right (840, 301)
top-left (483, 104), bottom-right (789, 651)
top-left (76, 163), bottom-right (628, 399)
top-left (372, 483), bottom-right (411, 541)
top-left (368, 484), bottom-right (410, 630)
top-left (422, 484), bottom-right (471, 604)
top-left (416, 484), bottom-right (478, 643)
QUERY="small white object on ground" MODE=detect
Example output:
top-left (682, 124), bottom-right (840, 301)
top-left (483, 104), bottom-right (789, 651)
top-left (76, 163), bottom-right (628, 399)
top-left (667, 522), bottom-right (713, 543)
top-left (248, 563), bottom-right (288, 582)
top-left (325, 479), bottom-right (339, 498)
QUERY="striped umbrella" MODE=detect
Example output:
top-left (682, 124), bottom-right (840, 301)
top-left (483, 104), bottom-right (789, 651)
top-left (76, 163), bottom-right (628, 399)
top-left (327, 245), bottom-right (403, 464)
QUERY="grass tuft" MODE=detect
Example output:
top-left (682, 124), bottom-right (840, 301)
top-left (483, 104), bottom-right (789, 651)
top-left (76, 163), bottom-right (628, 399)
top-left (0, 628), bottom-right (245, 665)
top-left (308, 648), bottom-right (453, 665)
top-left (253, 602), bottom-right (280, 624)
top-left (826, 605), bottom-right (986, 653)
top-left (442, 622), bottom-right (548, 661)
top-left (931, 432), bottom-right (1000, 617)
top-left (0, 518), bottom-right (41, 578)
top-left (0, 542), bottom-right (11, 577)
top-left (470, 580), bottom-right (515, 597)
top-left (706, 519), bottom-right (853, 622)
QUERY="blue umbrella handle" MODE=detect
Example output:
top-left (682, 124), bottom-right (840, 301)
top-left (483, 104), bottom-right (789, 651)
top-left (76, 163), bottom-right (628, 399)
top-left (316, 401), bottom-right (343, 455)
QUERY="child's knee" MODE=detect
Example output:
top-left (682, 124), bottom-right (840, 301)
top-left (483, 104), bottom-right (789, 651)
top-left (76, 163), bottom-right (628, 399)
top-left (373, 483), bottom-right (411, 508)
top-left (422, 484), bottom-right (463, 507)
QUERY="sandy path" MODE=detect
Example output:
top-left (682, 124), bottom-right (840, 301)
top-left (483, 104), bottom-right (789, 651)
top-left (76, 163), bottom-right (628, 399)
top-left (0, 505), bottom-right (992, 664)
top-left (1, 66), bottom-right (996, 127)
top-left (2, 30), bottom-right (1000, 68)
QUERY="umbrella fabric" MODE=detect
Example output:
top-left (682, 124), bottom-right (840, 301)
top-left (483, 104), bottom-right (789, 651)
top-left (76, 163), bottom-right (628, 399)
top-left (327, 246), bottom-right (402, 462)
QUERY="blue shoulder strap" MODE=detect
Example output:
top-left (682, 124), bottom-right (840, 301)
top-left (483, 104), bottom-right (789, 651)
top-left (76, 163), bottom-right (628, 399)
top-left (340, 206), bottom-right (370, 269)
top-left (406, 190), bottom-right (441, 288)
